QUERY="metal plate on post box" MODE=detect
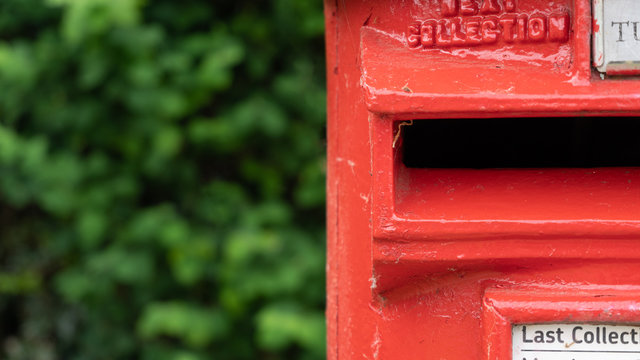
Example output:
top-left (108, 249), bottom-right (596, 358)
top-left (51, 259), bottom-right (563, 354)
top-left (593, 0), bottom-right (640, 75)
top-left (513, 324), bottom-right (640, 360)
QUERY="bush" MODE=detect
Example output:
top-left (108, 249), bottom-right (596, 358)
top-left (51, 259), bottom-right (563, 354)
top-left (0, 1), bottom-right (326, 359)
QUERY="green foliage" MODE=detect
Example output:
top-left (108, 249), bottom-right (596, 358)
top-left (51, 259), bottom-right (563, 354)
top-left (0, 1), bottom-right (326, 359)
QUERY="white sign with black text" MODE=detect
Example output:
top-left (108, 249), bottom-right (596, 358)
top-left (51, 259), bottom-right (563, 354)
top-left (593, 0), bottom-right (640, 74)
top-left (512, 324), bottom-right (640, 360)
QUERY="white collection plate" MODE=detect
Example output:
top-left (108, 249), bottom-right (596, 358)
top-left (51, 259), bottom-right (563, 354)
top-left (513, 323), bottom-right (640, 360)
top-left (593, 0), bottom-right (640, 74)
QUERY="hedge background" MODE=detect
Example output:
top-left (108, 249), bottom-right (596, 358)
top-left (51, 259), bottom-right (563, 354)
top-left (0, 1), bottom-right (326, 359)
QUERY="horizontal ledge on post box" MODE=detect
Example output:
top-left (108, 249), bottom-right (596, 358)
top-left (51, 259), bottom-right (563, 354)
top-left (372, 234), bottom-right (640, 264)
top-left (360, 26), bottom-right (640, 116)
top-left (485, 288), bottom-right (640, 319)
top-left (364, 92), bottom-right (640, 117)
top-left (372, 219), bottom-right (640, 242)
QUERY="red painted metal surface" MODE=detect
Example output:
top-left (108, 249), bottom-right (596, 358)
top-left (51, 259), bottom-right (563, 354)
top-left (325, 0), bottom-right (640, 359)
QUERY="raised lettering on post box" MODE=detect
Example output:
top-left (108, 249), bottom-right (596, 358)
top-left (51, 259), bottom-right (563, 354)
top-left (407, 0), bottom-right (570, 48)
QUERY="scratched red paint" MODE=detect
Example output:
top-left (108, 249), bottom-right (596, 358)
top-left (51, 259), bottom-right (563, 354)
top-left (592, 18), bottom-right (600, 32)
top-left (325, 0), bottom-right (640, 359)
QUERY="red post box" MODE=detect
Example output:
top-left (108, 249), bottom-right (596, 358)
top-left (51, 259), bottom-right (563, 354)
top-left (325, 0), bottom-right (640, 359)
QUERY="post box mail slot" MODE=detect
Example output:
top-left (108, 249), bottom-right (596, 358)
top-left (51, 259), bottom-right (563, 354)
top-left (325, 0), bottom-right (640, 360)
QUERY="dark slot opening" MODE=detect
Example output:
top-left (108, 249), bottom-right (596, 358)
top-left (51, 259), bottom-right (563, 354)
top-left (402, 117), bottom-right (640, 168)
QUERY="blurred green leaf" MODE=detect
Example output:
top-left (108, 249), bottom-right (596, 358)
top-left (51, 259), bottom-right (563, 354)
top-left (48, 0), bottom-right (144, 43)
top-left (256, 303), bottom-right (325, 355)
top-left (0, 272), bottom-right (41, 294)
top-left (138, 302), bottom-right (229, 348)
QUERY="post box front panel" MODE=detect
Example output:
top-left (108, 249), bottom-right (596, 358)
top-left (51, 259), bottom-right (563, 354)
top-left (325, 1), bottom-right (640, 360)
